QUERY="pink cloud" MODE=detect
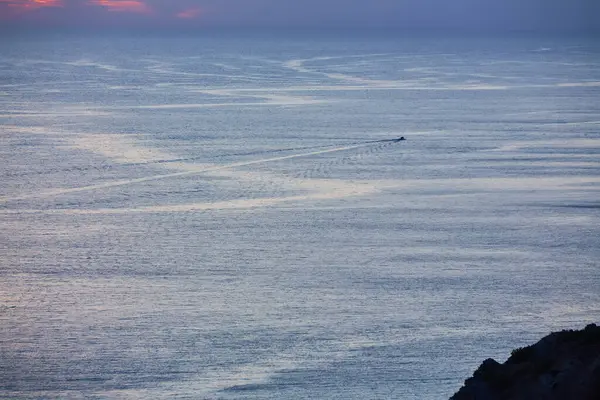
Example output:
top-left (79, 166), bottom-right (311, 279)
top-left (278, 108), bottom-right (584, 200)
top-left (0, 0), bottom-right (62, 11)
top-left (88, 0), bottom-right (151, 14)
top-left (176, 7), bottom-right (202, 19)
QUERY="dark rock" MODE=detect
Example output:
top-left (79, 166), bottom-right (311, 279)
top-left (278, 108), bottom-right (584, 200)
top-left (450, 324), bottom-right (600, 400)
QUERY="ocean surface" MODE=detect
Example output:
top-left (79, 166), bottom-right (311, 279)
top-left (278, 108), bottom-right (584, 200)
top-left (1, 32), bottom-right (599, 399)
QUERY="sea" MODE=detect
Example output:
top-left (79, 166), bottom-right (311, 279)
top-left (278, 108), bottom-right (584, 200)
top-left (1, 31), bottom-right (599, 399)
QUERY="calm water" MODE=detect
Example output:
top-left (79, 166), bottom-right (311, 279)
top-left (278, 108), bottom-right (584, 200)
top-left (1, 32), bottom-right (599, 399)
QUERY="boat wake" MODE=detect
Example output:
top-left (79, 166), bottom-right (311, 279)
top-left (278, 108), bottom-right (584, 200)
top-left (0, 132), bottom-right (407, 213)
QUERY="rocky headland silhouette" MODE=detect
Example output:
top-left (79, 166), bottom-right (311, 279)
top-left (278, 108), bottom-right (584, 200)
top-left (451, 323), bottom-right (600, 400)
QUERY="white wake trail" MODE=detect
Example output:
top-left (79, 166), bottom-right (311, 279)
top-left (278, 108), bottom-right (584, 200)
top-left (0, 142), bottom-right (380, 203)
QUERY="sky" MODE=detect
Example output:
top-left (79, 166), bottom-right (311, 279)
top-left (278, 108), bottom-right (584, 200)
top-left (0, 0), bottom-right (598, 32)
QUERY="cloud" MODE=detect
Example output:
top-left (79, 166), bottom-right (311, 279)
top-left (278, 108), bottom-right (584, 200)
top-left (30, 0), bottom-right (62, 5)
top-left (88, 0), bottom-right (150, 14)
top-left (0, 0), bottom-right (62, 12)
top-left (176, 7), bottom-right (202, 19)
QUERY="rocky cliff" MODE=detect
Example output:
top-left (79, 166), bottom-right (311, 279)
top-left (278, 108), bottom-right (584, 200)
top-left (450, 323), bottom-right (600, 400)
